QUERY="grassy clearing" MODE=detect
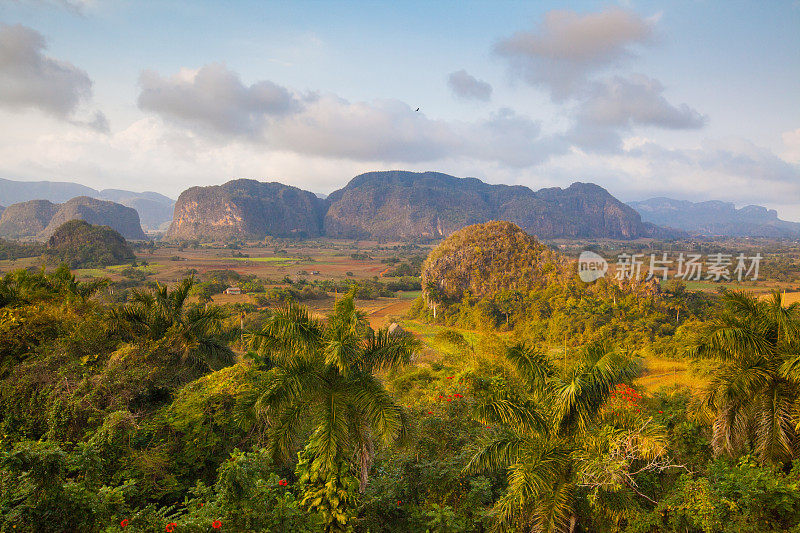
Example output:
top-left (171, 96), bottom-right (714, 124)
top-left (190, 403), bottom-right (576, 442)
top-left (227, 257), bottom-right (299, 263)
top-left (634, 356), bottom-right (706, 394)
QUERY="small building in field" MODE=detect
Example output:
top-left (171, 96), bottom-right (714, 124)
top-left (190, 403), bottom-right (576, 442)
top-left (224, 286), bottom-right (242, 295)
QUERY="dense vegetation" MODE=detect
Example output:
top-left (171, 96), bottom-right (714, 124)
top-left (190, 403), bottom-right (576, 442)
top-left (0, 238), bottom-right (43, 260)
top-left (44, 219), bottom-right (136, 268)
top-left (1, 227), bottom-right (800, 531)
top-left (418, 222), bottom-right (685, 353)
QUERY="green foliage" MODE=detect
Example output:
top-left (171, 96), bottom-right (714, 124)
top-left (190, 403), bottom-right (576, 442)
top-left (0, 440), bottom-right (129, 532)
top-left (0, 238), bottom-right (43, 260)
top-left (629, 458), bottom-right (800, 532)
top-left (296, 436), bottom-right (360, 532)
top-left (1, 256), bottom-right (800, 532)
top-left (44, 219), bottom-right (136, 268)
top-left (692, 290), bottom-right (800, 466)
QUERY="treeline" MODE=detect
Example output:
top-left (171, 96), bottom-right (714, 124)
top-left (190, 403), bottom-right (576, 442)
top-left (2, 267), bottom-right (800, 532)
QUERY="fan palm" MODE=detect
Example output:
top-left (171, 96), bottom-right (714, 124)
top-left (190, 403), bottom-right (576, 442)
top-left (250, 294), bottom-right (419, 492)
top-left (466, 341), bottom-right (663, 532)
top-left (692, 290), bottom-right (800, 466)
top-left (113, 276), bottom-right (235, 370)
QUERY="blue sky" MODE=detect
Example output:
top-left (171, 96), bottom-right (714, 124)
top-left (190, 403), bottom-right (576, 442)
top-left (1, 0), bottom-right (799, 219)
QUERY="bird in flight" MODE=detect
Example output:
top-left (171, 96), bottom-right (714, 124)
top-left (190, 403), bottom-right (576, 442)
top-left (415, 108), bottom-right (419, 112)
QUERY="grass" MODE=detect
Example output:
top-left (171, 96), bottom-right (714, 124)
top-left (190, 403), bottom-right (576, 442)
top-left (397, 290), bottom-right (422, 299)
top-left (227, 257), bottom-right (299, 263)
top-left (634, 356), bottom-right (707, 394)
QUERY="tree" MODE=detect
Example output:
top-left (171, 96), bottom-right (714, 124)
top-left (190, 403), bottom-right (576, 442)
top-left (113, 276), bottom-right (235, 371)
top-left (692, 290), bottom-right (800, 466)
top-left (250, 293), bottom-right (420, 497)
top-left (466, 342), bottom-right (667, 532)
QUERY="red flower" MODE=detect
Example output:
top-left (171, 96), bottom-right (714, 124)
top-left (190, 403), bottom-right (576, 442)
top-left (120, 519), bottom-right (129, 528)
top-left (447, 398), bottom-right (452, 402)
top-left (397, 500), bottom-right (401, 506)
top-left (446, 376), bottom-right (454, 379)
top-left (212, 520), bottom-right (222, 529)
top-left (658, 410), bottom-right (664, 414)
top-left (278, 479), bottom-right (289, 486)
top-left (165, 523), bottom-right (177, 533)
top-left (428, 411), bottom-right (433, 414)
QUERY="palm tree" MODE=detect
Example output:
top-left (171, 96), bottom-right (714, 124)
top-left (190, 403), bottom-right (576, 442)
top-left (0, 265), bottom-right (106, 307)
top-left (466, 341), bottom-right (665, 532)
top-left (113, 276), bottom-right (235, 370)
top-left (692, 290), bottom-right (800, 466)
top-left (250, 294), bottom-right (419, 492)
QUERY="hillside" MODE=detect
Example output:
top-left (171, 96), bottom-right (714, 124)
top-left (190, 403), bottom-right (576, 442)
top-left (421, 220), bottom-right (568, 305)
top-left (0, 197), bottom-right (146, 241)
top-left (0, 178), bottom-right (174, 230)
top-left (44, 219), bottom-right (135, 268)
top-left (0, 200), bottom-right (60, 240)
top-left (98, 189), bottom-right (174, 230)
top-left (325, 171), bottom-right (651, 240)
top-left (629, 197), bottom-right (800, 238)
top-left (166, 179), bottom-right (326, 240)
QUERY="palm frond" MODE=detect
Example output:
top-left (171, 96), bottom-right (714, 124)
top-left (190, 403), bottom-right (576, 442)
top-left (464, 435), bottom-right (529, 475)
top-left (360, 327), bottom-right (419, 373)
top-left (473, 398), bottom-right (548, 436)
top-left (349, 373), bottom-right (409, 447)
top-left (505, 342), bottom-right (554, 389)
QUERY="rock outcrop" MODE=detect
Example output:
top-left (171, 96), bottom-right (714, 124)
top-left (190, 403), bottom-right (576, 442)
top-left (166, 179), bottom-right (326, 241)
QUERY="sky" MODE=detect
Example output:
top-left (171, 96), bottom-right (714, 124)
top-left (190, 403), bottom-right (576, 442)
top-left (0, 0), bottom-right (799, 220)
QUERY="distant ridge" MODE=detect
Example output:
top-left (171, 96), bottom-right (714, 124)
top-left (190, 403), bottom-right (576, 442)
top-left (629, 197), bottom-right (800, 238)
top-left (0, 178), bottom-right (174, 230)
top-left (168, 171), bottom-right (675, 241)
top-left (325, 171), bottom-right (652, 239)
top-left (0, 196), bottom-right (146, 241)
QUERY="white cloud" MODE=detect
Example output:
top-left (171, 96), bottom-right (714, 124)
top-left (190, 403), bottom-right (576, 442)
top-left (568, 75), bottom-right (706, 152)
top-left (495, 7), bottom-right (654, 99)
top-left (447, 69), bottom-right (492, 101)
top-left (137, 63), bottom-right (299, 138)
top-left (136, 63), bottom-right (560, 167)
top-left (576, 75), bottom-right (706, 130)
top-left (0, 23), bottom-right (107, 132)
top-left (781, 128), bottom-right (800, 164)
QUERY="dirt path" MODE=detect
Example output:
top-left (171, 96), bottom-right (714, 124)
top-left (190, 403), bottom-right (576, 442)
top-left (367, 299), bottom-right (414, 328)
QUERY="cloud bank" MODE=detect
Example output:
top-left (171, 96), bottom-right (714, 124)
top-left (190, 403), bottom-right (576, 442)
top-left (495, 8), bottom-right (654, 98)
top-left (0, 23), bottom-right (107, 132)
top-left (137, 63), bottom-right (558, 167)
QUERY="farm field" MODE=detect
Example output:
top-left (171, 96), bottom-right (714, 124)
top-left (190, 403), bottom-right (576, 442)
top-left (1, 237), bottom-right (795, 401)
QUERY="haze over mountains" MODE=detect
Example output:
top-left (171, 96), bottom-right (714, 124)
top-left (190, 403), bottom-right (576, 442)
top-left (628, 198), bottom-right (800, 238)
top-left (3, 172), bottom-right (799, 242)
top-left (0, 178), bottom-right (174, 230)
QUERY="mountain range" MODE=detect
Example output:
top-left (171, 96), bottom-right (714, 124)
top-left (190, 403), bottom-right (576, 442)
top-left (3, 173), bottom-right (798, 242)
top-left (0, 178), bottom-right (174, 230)
top-left (0, 196), bottom-right (146, 241)
top-left (628, 198), bottom-right (800, 238)
top-left (168, 171), bottom-right (666, 241)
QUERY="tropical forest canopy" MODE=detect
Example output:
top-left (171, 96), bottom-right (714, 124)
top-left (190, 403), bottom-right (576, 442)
top-left (1, 222), bottom-right (799, 532)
